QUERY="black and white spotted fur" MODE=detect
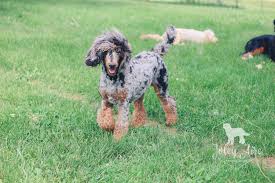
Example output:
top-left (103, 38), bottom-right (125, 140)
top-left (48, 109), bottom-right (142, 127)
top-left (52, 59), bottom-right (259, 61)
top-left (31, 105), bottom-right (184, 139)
top-left (85, 26), bottom-right (176, 130)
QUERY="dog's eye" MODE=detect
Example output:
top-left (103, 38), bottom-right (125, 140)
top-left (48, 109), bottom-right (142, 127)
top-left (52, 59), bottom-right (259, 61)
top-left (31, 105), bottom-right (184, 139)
top-left (115, 48), bottom-right (122, 53)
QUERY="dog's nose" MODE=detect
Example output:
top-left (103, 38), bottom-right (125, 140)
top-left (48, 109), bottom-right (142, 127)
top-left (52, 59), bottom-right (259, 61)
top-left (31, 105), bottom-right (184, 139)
top-left (109, 64), bottom-right (116, 69)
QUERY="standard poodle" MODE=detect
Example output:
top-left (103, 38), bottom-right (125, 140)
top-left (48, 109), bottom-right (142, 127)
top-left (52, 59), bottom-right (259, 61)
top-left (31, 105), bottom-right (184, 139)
top-left (85, 26), bottom-right (178, 140)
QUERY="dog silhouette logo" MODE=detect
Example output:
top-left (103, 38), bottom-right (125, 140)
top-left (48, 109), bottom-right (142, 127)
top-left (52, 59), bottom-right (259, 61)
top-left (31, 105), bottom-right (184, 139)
top-left (223, 123), bottom-right (250, 145)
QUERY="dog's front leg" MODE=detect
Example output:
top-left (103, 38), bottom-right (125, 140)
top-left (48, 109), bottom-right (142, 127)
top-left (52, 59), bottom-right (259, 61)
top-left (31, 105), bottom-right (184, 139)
top-left (226, 135), bottom-right (234, 145)
top-left (239, 136), bottom-right (245, 144)
top-left (97, 100), bottom-right (115, 132)
top-left (113, 102), bottom-right (129, 141)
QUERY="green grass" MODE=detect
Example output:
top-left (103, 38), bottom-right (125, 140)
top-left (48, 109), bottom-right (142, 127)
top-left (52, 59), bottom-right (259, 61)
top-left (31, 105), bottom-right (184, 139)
top-left (0, 0), bottom-right (274, 182)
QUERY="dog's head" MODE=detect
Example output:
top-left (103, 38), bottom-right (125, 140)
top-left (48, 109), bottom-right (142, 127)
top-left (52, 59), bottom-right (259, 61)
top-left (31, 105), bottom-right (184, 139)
top-left (204, 29), bottom-right (218, 43)
top-left (85, 29), bottom-right (131, 77)
top-left (223, 123), bottom-right (231, 129)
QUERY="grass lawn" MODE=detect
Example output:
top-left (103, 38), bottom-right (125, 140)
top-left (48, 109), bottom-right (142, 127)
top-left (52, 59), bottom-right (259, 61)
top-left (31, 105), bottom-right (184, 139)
top-left (0, 0), bottom-right (274, 182)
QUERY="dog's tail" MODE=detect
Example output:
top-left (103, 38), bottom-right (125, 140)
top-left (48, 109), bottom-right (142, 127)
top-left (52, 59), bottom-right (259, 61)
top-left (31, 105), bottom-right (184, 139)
top-left (152, 26), bottom-right (176, 57)
top-left (140, 34), bottom-right (164, 41)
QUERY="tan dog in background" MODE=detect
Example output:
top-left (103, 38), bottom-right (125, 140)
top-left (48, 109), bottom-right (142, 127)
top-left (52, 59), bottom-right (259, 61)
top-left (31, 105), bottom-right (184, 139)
top-left (140, 28), bottom-right (218, 45)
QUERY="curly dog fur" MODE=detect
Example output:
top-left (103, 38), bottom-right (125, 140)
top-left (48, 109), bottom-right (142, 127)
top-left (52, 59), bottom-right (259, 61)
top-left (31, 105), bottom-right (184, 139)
top-left (85, 26), bottom-right (177, 140)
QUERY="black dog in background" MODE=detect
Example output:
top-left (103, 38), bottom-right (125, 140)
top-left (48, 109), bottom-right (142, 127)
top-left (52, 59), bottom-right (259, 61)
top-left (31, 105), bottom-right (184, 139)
top-left (242, 20), bottom-right (275, 62)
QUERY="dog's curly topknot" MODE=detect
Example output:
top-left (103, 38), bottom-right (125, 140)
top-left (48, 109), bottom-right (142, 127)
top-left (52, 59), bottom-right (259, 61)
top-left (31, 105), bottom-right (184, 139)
top-left (85, 29), bottom-right (132, 67)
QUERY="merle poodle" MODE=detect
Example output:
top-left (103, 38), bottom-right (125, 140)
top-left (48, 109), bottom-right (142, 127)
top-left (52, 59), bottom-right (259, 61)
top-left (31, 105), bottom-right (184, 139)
top-left (85, 26), bottom-right (177, 140)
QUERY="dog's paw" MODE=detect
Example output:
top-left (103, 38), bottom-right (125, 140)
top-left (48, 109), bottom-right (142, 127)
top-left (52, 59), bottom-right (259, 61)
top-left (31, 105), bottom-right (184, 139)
top-left (113, 124), bottom-right (129, 141)
top-left (242, 53), bottom-right (253, 60)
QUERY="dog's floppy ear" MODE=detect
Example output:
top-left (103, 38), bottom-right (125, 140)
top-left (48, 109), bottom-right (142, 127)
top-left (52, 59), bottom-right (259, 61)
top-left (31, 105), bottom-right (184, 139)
top-left (85, 34), bottom-right (110, 67)
top-left (85, 48), bottom-right (103, 67)
top-left (85, 29), bottom-right (131, 67)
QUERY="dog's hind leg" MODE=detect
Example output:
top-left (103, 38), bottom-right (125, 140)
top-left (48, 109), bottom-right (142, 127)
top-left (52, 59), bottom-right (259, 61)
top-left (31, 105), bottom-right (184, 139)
top-left (153, 85), bottom-right (177, 126)
top-left (97, 100), bottom-right (115, 132)
top-left (131, 95), bottom-right (147, 128)
top-left (152, 67), bottom-right (177, 126)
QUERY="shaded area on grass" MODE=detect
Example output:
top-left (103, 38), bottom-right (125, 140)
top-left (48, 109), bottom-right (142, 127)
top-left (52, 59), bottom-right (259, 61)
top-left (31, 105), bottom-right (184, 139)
top-left (143, 0), bottom-right (241, 8)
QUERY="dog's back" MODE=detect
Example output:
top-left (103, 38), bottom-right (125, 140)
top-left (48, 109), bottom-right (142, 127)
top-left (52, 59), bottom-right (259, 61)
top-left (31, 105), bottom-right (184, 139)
top-left (245, 35), bottom-right (275, 49)
top-left (175, 28), bottom-right (217, 43)
top-left (176, 28), bottom-right (206, 43)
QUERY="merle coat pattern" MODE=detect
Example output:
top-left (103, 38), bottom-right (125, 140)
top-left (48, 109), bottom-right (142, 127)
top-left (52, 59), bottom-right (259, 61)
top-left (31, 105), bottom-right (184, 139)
top-left (85, 26), bottom-right (177, 140)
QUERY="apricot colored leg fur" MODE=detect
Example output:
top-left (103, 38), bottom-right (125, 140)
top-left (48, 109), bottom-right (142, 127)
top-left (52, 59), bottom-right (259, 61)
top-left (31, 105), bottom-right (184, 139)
top-left (97, 100), bottom-right (115, 131)
top-left (131, 95), bottom-right (147, 128)
top-left (153, 85), bottom-right (177, 126)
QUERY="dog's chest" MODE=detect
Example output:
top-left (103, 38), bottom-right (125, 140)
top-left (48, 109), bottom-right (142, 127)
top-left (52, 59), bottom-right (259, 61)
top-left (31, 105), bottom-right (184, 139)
top-left (100, 88), bottom-right (128, 104)
top-left (99, 78), bottom-right (128, 104)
